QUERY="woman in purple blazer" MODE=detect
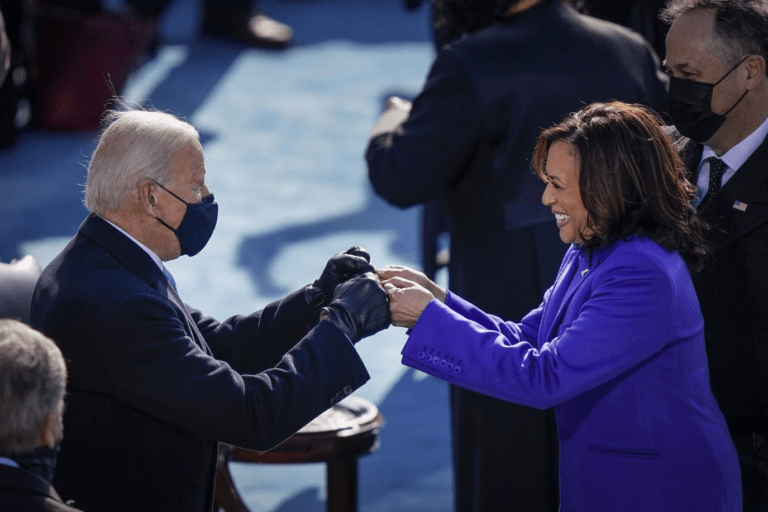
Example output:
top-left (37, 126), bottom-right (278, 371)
top-left (379, 102), bottom-right (741, 511)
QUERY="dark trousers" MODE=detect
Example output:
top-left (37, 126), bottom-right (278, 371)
top-left (729, 419), bottom-right (768, 512)
top-left (448, 222), bottom-right (565, 512)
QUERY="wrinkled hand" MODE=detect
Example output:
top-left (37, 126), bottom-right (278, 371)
top-left (381, 276), bottom-right (435, 329)
top-left (321, 272), bottom-right (390, 343)
top-left (377, 265), bottom-right (446, 304)
top-left (305, 246), bottom-right (375, 307)
top-left (370, 97), bottom-right (413, 138)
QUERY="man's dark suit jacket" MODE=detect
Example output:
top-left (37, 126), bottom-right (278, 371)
top-left (30, 214), bottom-right (370, 512)
top-left (670, 129), bottom-right (768, 419)
top-left (366, 1), bottom-right (667, 510)
top-left (0, 464), bottom-right (83, 512)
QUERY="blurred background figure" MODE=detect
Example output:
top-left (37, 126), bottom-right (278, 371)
top-left (42, 0), bottom-right (294, 49)
top-left (367, 1), bottom-right (668, 511)
top-left (0, 319), bottom-right (82, 512)
top-left (0, 0), bottom-right (292, 135)
top-left (0, 8), bottom-right (42, 323)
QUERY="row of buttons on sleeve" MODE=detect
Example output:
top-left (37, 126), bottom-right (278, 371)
top-left (416, 350), bottom-right (461, 374)
top-left (330, 384), bottom-right (354, 405)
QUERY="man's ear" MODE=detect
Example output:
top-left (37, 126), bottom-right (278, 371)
top-left (138, 179), bottom-right (159, 216)
top-left (745, 55), bottom-right (766, 89)
top-left (38, 411), bottom-right (59, 449)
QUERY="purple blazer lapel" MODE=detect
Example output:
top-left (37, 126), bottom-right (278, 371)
top-left (539, 248), bottom-right (587, 345)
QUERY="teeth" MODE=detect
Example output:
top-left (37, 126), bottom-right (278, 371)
top-left (555, 213), bottom-right (570, 223)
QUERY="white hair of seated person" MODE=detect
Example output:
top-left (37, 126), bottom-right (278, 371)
top-left (0, 10), bottom-right (10, 88)
top-left (84, 109), bottom-right (201, 215)
top-left (0, 319), bottom-right (67, 455)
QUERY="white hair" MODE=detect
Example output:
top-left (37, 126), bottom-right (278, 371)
top-left (0, 319), bottom-right (67, 456)
top-left (84, 109), bottom-right (201, 214)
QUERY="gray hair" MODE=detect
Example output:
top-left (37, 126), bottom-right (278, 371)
top-left (84, 109), bottom-right (201, 215)
top-left (0, 10), bottom-right (10, 88)
top-left (661, 0), bottom-right (768, 74)
top-left (0, 319), bottom-right (67, 456)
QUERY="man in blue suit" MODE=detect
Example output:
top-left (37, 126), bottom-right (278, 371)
top-left (30, 109), bottom-right (390, 512)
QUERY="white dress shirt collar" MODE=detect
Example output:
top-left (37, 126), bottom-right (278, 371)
top-left (702, 113), bottom-right (768, 172)
top-left (101, 217), bottom-right (164, 271)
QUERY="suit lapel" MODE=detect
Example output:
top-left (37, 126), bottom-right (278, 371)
top-left (79, 213), bottom-right (166, 291)
top-left (79, 214), bottom-right (213, 356)
top-left (696, 136), bottom-right (768, 253)
top-left (540, 249), bottom-right (586, 344)
top-left (0, 464), bottom-right (63, 503)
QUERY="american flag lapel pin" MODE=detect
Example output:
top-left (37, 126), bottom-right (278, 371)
top-left (733, 200), bottom-right (748, 212)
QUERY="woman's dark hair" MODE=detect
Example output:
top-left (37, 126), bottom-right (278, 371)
top-left (532, 101), bottom-right (708, 270)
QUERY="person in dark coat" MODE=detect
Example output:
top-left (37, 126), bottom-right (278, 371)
top-left (661, 1), bottom-right (768, 510)
top-left (30, 108), bottom-right (390, 512)
top-left (0, 319), bottom-right (83, 512)
top-left (365, 1), bottom-right (667, 510)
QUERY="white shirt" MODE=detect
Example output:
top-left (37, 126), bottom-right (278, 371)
top-left (694, 114), bottom-right (768, 206)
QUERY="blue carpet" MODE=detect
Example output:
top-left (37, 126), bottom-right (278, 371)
top-left (0, 0), bottom-right (454, 510)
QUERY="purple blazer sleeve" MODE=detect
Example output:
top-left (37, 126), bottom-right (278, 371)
top-left (401, 244), bottom-right (682, 409)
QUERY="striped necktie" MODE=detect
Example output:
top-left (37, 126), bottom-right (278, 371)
top-left (699, 157), bottom-right (727, 208)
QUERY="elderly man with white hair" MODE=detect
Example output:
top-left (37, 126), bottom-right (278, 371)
top-left (0, 319), bottom-right (83, 512)
top-left (30, 108), bottom-right (390, 512)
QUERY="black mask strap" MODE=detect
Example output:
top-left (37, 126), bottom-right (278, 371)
top-left (154, 180), bottom-right (190, 205)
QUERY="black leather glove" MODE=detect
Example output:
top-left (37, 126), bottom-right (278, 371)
top-left (321, 272), bottom-right (390, 343)
top-left (305, 246), bottom-right (375, 307)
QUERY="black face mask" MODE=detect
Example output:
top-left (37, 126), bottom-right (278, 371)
top-left (668, 56), bottom-right (750, 143)
top-left (154, 181), bottom-right (218, 257)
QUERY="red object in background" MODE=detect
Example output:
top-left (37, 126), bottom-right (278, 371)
top-left (31, 6), bottom-right (155, 131)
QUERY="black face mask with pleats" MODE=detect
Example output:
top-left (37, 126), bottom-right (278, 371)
top-left (668, 56), bottom-right (750, 143)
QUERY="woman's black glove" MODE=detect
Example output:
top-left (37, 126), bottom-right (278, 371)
top-left (305, 246), bottom-right (375, 307)
top-left (321, 272), bottom-right (390, 343)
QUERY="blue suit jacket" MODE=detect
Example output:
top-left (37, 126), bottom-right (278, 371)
top-left (402, 237), bottom-right (741, 511)
top-left (30, 214), bottom-right (370, 512)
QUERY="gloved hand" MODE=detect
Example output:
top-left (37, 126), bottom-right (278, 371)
top-left (321, 272), bottom-right (390, 343)
top-left (305, 246), bottom-right (375, 307)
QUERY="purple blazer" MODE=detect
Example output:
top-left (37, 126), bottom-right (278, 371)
top-left (402, 237), bottom-right (741, 511)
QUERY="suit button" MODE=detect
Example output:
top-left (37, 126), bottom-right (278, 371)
top-left (453, 365), bottom-right (461, 374)
top-left (330, 396), bottom-right (339, 405)
top-left (432, 356), bottom-right (440, 365)
top-left (446, 362), bottom-right (454, 371)
top-left (343, 385), bottom-right (353, 395)
top-left (417, 351), bottom-right (426, 360)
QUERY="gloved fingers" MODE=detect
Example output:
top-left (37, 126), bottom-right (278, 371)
top-left (343, 246), bottom-right (371, 262)
top-left (331, 253), bottom-right (374, 275)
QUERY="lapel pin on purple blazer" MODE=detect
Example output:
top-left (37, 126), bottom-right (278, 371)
top-left (733, 201), bottom-right (748, 212)
top-left (581, 269), bottom-right (589, 277)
